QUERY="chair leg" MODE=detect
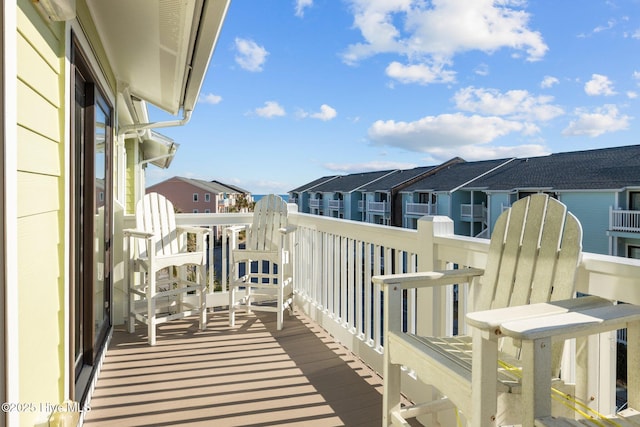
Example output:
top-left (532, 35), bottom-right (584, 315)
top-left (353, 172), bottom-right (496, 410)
top-left (384, 359), bottom-right (402, 426)
top-left (471, 329), bottom-right (499, 427)
top-left (199, 264), bottom-right (207, 330)
top-left (148, 272), bottom-right (157, 346)
top-left (277, 278), bottom-right (284, 331)
top-left (128, 268), bottom-right (136, 334)
top-left (229, 283), bottom-right (236, 327)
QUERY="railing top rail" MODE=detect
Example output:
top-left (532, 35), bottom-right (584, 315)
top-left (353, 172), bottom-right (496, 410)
top-left (140, 210), bottom-right (640, 306)
top-left (290, 211), bottom-right (419, 251)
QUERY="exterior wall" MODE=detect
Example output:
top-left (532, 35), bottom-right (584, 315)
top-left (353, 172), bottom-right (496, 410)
top-left (487, 192), bottom-right (512, 235)
top-left (560, 192), bottom-right (616, 255)
top-left (16, 1), bottom-right (67, 423)
top-left (435, 193), bottom-right (450, 219)
top-left (13, 0), bottom-right (125, 423)
top-left (17, 0), bottom-right (66, 421)
top-left (350, 192), bottom-right (362, 221)
top-left (147, 179), bottom-right (220, 213)
top-left (450, 192), bottom-right (470, 235)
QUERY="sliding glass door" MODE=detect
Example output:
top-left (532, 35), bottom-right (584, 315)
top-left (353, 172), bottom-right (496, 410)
top-left (71, 36), bottom-right (112, 402)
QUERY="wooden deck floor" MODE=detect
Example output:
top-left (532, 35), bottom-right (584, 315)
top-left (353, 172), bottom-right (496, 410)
top-left (83, 310), bottom-right (395, 426)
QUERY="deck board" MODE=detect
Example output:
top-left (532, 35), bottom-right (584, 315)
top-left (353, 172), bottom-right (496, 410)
top-left (83, 310), bottom-right (404, 426)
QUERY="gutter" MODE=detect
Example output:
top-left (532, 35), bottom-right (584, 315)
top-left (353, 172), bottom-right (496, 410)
top-left (117, 109), bottom-right (193, 138)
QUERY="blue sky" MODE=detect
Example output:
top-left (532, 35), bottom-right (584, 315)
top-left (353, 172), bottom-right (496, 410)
top-left (147, 0), bottom-right (640, 194)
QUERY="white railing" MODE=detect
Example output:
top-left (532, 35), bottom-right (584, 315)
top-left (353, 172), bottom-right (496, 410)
top-left (125, 210), bottom-right (640, 417)
top-left (367, 201), bottom-right (389, 213)
top-left (309, 199), bottom-right (320, 208)
top-left (610, 208), bottom-right (640, 232)
top-left (460, 203), bottom-right (485, 220)
top-left (328, 199), bottom-right (344, 210)
top-left (287, 212), bottom-right (640, 417)
top-left (406, 202), bottom-right (436, 216)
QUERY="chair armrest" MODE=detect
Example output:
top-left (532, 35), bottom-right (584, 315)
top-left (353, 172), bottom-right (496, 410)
top-left (499, 302), bottom-right (640, 341)
top-left (279, 225), bottom-right (297, 234)
top-left (466, 295), bottom-right (612, 331)
top-left (123, 228), bottom-right (154, 239)
top-left (177, 225), bottom-right (209, 235)
top-left (372, 267), bottom-right (484, 291)
top-left (226, 224), bottom-right (248, 235)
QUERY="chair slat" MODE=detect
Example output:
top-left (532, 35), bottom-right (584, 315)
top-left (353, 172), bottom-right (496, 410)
top-left (475, 211), bottom-right (508, 311)
top-left (493, 196), bottom-right (528, 310)
top-left (510, 195), bottom-right (548, 307)
top-left (530, 200), bottom-right (569, 304)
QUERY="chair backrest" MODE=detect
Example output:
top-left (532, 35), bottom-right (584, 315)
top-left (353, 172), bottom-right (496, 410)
top-left (474, 194), bottom-right (582, 361)
top-left (246, 194), bottom-right (288, 252)
top-left (135, 192), bottom-right (181, 257)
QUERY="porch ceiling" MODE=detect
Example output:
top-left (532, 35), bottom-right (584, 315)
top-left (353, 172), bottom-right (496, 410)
top-left (86, 0), bottom-right (229, 116)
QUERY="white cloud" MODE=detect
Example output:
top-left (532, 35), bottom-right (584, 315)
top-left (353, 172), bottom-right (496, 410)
top-left (323, 161), bottom-right (417, 173)
top-left (634, 71), bottom-right (640, 84)
top-left (633, 28), bottom-right (640, 39)
top-left (562, 104), bottom-right (631, 137)
top-left (254, 101), bottom-right (286, 118)
top-left (198, 93), bottom-right (223, 105)
top-left (367, 113), bottom-right (537, 153)
top-left (234, 38), bottom-right (269, 72)
top-left (584, 74), bottom-right (616, 96)
top-left (540, 75), bottom-right (559, 88)
top-left (453, 86), bottom-right (564, 122)
top-left (342, 0), bottom-right (547, 85)
top-left (474, 63), bottom-right (490, 76)
top-left (297, 104), bottom-right (338, 121)
top-left (628, 91), bottom-right (638, 99)
top-left (593, 19), bottom-right (616, 33)
top-left (385, 61), bottom-right (456, 85)
top-left (295, 0), bottom-right (313, 17)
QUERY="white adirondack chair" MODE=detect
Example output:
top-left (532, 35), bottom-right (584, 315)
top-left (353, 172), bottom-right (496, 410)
top-left (228, 194), bottom-right (295, 330)
top-left (374, 194), bottom-right (617, 426)
top-left (125, 192), bottom-right (208, 346)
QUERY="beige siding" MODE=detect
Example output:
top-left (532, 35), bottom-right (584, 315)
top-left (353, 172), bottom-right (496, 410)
top-left (16, 0), bottom-right (66, 424)
top-left (125, 139), bottom-right (138, 214)
top-left (17, 79), bottom-right (61, 141)
top-left (17, 126), bottom-right (60, 176)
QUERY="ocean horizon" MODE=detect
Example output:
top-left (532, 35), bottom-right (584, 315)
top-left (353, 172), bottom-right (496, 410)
top-left (253, 194), bottom-right (289, 202)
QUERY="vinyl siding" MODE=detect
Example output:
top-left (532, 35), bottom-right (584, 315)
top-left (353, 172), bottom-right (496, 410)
top-left (560, 192), bottom-right (616, 255)
top-left (16, 0), bottom-right (66, 423)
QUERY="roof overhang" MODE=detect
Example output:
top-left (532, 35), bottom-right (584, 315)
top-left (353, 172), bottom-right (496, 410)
top-left (87, 0), bottom-right (230, 116)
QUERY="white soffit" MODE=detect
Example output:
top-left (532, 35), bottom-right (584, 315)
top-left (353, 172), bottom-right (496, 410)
top-left (87, 0), bottom-right (230, 115)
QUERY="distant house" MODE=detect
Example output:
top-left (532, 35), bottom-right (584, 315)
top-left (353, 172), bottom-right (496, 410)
top-left (147, 176), bottom-right (252, 214)
top-left (289, 175), bottom-right (339, 212)
top-left (463, 144), bottom-right (640, 256)
top-left (291, 144), bottom-right (640, 260)
top-left (400, 158), bottom-right (515, 235)
top-left (358, 166), bottom-right (441, 226)
top-left (303, 170), bottom-right (399, 221)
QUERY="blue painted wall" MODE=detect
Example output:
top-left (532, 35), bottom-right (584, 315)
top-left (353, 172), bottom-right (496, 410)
top-left (559, 192), bottom-right (616, 255)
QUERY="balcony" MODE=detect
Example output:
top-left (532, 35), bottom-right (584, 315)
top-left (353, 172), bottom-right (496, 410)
top-left (460, 203), bottom-right (486, 222)
top-left (309, 199), bottom-right (321, 209)
top-left (610, 208), bottom-right (640, 233)
top-left (328, 199), bottom-right (344, 211)
top-left (367, 201), bottom-right (389, 214)
top-left (406, 202), bottom-right (436, 216)
top-left (85, 210), bottom-right (640, 425)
